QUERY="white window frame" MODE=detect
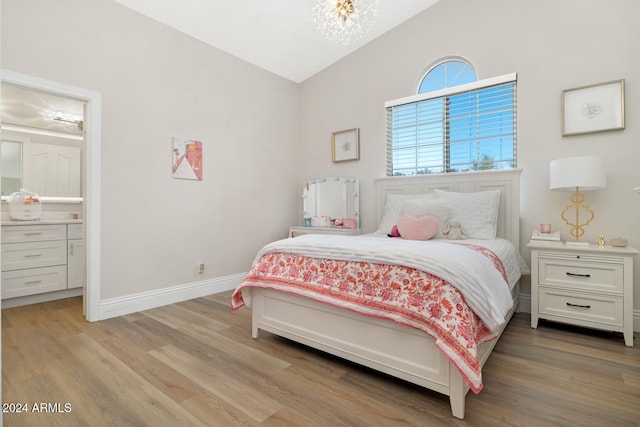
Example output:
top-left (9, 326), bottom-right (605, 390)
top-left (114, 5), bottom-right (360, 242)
top-left (385, 72), bottom-right (517, 176)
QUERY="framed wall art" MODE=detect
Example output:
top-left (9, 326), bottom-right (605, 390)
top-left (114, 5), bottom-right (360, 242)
top-left (332, 128), bottom-right (360, 162)
top-left (562, 79), bottom-right (625, 136)
top-left (172, 137), bottom-right (202, 180)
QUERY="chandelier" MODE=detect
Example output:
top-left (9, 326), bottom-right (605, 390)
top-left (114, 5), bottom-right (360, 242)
top-left (313, 0), bottom-right (378, 45)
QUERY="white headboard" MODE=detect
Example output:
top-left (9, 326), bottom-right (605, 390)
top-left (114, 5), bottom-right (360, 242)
top-left (375, 169), bottom-right (523, 247)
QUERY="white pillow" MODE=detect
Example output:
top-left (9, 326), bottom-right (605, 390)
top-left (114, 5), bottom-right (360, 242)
top-left (376, 193), bottom-right (434, 234)
top-left (401, 199), bottom-right (451, 239)
top-left (433, 189), bottom-right (500, 239)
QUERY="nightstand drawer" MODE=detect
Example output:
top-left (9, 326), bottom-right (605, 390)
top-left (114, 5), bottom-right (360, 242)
top-left (538, 288), bottom-right (623, 327)
top-left (538, 258), bottom-right (622, 293)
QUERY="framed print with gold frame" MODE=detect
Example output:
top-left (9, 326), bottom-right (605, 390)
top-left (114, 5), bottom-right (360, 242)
top-left (332, 128), bottom-right (360, 162)
top-left (562, 79), bottom-right (625, 136)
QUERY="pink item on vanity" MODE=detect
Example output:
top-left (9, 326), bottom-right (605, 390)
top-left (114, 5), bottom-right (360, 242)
top-left (341, 218), bottom-right (357, 229)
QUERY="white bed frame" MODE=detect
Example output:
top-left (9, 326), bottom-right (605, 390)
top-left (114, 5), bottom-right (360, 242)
top-left (249, 169), bottom-right (522, 419)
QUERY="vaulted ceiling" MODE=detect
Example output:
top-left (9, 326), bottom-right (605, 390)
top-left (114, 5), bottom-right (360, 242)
top-left (1, 1), bottom-right (441, 133)
top-left (112, 0), bottom-right (440, 83)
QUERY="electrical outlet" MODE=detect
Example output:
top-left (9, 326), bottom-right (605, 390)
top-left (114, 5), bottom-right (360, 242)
top-left (197, 262), bottom-right (205, 274)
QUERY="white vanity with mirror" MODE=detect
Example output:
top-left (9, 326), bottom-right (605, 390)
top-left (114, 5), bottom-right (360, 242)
top-left (289, 176), bottom-right (361, 238)
top-left (0, 83), bottom-right (85, 306)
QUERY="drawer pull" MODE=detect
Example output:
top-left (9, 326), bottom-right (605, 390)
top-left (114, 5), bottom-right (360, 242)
top-left (24, 232), bottom-right (43, 236)
top-left (566, 272), bottom-right (591, 278)
top-left (566, 302), bottom-right (591, 309)
top-left (24, 254), bottom-right (43, 258)
top-left (24, 280), bottom-right (43, 285)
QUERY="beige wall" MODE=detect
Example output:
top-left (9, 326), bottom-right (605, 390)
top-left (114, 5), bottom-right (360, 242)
top-left (298, 0), bottom-right (640, 307)
top-left (2, 0), bottom-right (299, 299)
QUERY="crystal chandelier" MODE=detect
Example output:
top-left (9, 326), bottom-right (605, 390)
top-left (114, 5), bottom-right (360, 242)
top-left (313, 0), bottom-right (378, 45)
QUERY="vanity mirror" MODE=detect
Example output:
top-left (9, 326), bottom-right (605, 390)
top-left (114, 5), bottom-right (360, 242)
top-left (303, 176), bottom-right (359, 228)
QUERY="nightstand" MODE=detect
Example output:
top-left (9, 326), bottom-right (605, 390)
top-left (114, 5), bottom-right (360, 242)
top-left (528, 242), bottom-right (638, 347)
top-left (288, 226), bottom-right (361, 238)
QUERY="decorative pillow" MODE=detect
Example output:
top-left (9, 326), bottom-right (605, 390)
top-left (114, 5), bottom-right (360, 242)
top-left (433, 189), bottom-right (500, 240)
top-left (396, 214), bottom-right (439, 241)
top-left (433, 189), bottom-right (500, 239)
top-left (401, 199), bottom-right (451, 239)
top-left (376, 193), bottom-right (435, 235)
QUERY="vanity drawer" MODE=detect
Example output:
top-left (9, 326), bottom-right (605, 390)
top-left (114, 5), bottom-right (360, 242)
top-left (538, 258), bottom-right (623, 294)
top-left (1, 266), bottom-right (67, 299)
top-left (538, 287), bottom-right (623, 328)
top-left (1, 224), bottom-right (67, 243)
top-left (67, 223), bottom-right (84, 240)
top-left (1, 240), bottom-right (67, 271)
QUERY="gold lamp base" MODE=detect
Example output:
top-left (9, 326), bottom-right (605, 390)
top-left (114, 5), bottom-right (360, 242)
top-left (560, 187), bottom-right (595, 244)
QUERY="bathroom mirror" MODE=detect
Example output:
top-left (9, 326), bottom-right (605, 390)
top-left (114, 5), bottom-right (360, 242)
top-left (0, 138), bottom-right (82, 197)
top-left (0, 83), bottom-right (84, 197)
top-left (1, 140), bottom-right (23, 195)
top-left (303, 177), bottom-right (359, 227)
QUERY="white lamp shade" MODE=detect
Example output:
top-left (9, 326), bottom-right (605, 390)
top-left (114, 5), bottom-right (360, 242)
top-left (550, 156), bottom-right (607, 191)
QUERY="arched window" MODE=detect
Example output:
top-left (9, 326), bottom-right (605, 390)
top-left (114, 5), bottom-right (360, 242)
top-left (418, 59), bottom-right (477, 93)
top-left (386, 60), bottom-right (517, 175)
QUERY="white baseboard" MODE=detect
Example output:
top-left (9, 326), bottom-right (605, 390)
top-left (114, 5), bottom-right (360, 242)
top-left (96, 272), bottom-right (246, 321)
top-left (518, 292), bottom-right (531, 314)
top-left (518, 292), bottom-right (640, 332)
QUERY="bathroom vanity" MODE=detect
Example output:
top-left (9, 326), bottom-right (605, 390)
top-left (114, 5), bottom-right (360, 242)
top-left (1, 220), bottom-right (84, 306)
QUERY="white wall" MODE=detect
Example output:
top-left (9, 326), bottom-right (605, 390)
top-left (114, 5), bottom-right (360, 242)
top-left (298, 0), bottom-right (640, 308)
top-left (3, 0), bottom-right (640, 317)
top-left (2, 0), bottom-right (300, 300)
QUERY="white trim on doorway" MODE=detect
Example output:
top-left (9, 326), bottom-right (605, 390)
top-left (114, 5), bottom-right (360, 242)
top-left (1, 70), bottom-right (102, 322)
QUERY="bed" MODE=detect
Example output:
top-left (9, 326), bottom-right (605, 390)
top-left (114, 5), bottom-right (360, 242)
top-left (231, 169), bottom-right (524, 419)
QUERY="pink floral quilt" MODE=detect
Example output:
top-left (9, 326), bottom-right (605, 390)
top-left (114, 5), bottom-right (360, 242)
top-left (231, 242), bottom-right (510, 393)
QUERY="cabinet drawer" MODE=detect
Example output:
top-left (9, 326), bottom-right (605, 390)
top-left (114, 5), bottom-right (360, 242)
top-left (67, 223), bottom-right (84, 240)
top-left (538, 258), bottom-right (622, 293)
top-left (1, 241), bottom-right (67, 271)
top-left (2, 224), bottom-right (67, 243)
top-left (2, 265), bottom-right (67, 299)
top-left (289, 227), bottom-right (361, 238)
top-left (538, 287), bottom-right (623, 328)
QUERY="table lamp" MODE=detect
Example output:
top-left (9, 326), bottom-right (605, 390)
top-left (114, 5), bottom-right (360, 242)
top-left (550, 156), bottom-right (607, 245)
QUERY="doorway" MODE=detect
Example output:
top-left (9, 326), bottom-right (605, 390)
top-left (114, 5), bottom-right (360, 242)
top-left (1, 70), bottom-right (101, 321)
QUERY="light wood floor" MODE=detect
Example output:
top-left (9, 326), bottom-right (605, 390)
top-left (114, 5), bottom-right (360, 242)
top-left (2, 292), bottom-right (639, 427)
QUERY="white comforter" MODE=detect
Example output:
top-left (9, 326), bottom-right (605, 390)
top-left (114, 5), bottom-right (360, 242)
top-left (254, 234), bottom-right (515, 332)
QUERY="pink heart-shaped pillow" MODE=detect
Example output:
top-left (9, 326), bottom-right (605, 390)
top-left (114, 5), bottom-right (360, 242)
top-left (396, 214), bottom-right (439, 241)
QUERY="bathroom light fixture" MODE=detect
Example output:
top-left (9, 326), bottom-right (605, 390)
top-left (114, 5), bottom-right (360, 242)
top-left (1, 123), bottom-right (84, 141)
top-left (313, 0), bottom-right (378, 45)
top-left (550, 156), bottom-right (607, 245)
top-left (54, 113), bottom-right (84, 130)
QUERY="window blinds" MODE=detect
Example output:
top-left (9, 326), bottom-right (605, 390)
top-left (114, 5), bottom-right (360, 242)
top-left (385, 73), bottom-right (517, 176)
